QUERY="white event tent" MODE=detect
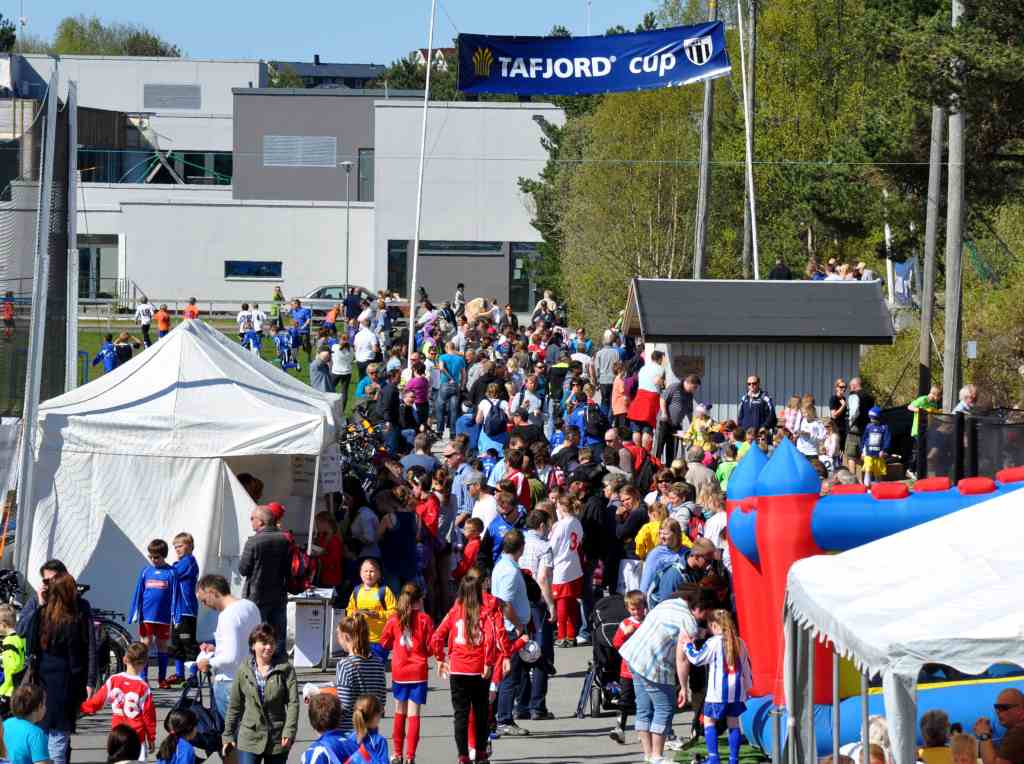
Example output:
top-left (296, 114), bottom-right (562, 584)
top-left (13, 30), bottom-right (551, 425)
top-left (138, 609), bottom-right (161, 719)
top-left (783, 487), bottom-right (1024, 764)
top-left (21, 319), bottom-right (341, 629)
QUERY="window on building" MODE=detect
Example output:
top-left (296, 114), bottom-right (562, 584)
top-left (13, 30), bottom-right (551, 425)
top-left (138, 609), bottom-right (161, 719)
top-left (263, 135), bottom-right (337, 168)
top-left (224, 261), bottom-right (283, 280)
top-left (388, 241), bottom-right (409, 296)
top-left (143, 83), bottom-right (202, 110)
top-left (358, 148), bottom-right (374, 201)
top-left (510, 242), bottom-right (539, 313)
top-left (420, 241), bottom-right (503, 256)
top-left (213, 152), bottom-right (233, 185)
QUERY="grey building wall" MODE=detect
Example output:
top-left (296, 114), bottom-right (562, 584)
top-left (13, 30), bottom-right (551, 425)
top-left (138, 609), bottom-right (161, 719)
top-left (232, 88), bottom-right (418, 202)
top-left (666, 341), bottom-right (861, 422)
top-left (395, 241), bottom-right (510, 307)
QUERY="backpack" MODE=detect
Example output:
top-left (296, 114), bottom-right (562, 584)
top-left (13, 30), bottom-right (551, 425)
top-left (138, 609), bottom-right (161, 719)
top-left (647, 558), bottom-right (688, 608)
top-left (285, 532), bottom-right (318, 595)
top-left (482, 400), bottom-right (509, 437)
top-left (353, 584), bottom-right (388, 611)
top-left (584, 402), bottom-right (610, 439)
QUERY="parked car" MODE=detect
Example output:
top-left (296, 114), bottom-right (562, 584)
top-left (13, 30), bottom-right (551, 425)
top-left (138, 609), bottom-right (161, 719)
top-left (299, 285), bottom-right (410, 318)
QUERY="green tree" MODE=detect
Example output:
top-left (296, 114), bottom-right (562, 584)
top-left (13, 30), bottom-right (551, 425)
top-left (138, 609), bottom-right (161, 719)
top-left (50, 15), bottom-right (180, 56)
top-left (268, 63), bottom-right (304, 88)
top-left (0, 14), bottom-right (16, 52)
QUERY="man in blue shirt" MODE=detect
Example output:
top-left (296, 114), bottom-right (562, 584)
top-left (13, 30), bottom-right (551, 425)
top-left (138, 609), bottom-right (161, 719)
top-left (480, 491), bottom-right (526, 567)
top-left (289, 299), bottom-right (312, 358)
top-left (437, 341), bottom-right (467, 438)
top-left (491, 529), bottom-right (532, 736)
top-left (92, 333), bottom-right (118, 373)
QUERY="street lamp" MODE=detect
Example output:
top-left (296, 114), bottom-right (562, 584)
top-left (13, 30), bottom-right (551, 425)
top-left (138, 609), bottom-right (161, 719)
top-left (340, 161), bottom-right (353, 290)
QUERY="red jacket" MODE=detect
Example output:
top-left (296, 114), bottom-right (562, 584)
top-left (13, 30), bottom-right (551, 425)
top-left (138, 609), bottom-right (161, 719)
top-left (379, 610), bottom-right (435, 684)
top-left (431, 602), bottom-right (496, 677)
top-left (505, 468), bottom-right (532, 511)
top-left (80, 672), bottom-right (156, 746)
top-left (315, 532), bottom-right (344, 587)
top-left (611, 616), bottom-right (643, 679)
top-left (453, 537), bottom-right (481, 580)
top-left (416, 493), bottom-right (440, 538)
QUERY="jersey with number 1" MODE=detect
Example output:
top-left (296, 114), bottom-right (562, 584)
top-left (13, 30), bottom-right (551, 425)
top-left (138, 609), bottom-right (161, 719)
top-left (549, 515), bottom-right (584, 584)
top-left (430, 602), bottom-right (495, 677)
top-left (378, 610), bottom-right (435, 684)
top-left (80, 672), bottom-right (156, 745)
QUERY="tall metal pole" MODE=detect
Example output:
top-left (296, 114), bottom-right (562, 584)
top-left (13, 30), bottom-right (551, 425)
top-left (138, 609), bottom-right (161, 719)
top-left (65, 81), bottom-right (79, 392)
top-left (14, 68), bottom-right (58, 574)
top-left (736, 0), bottom-right (761, 279)
top-left (740, 0), bottom-right (757, 279)
top-left (341, 161), bottom-right (353, 289)
top-left (406, 0), bottom-right (437, 365)
top-left (942, 0), bottom-right (965, 412)
top-left (586, 0), bottom-right (592, 34)
top-left (919, 105), bottom-right (944, 395)
top-left (692, 0), bottom-right (718, 279)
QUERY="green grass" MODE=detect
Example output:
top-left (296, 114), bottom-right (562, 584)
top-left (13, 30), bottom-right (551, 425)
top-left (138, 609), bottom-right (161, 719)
top-left (672, 737), bottom-right (767, 763)
top-left (77, 329), bottom-right (360, 414)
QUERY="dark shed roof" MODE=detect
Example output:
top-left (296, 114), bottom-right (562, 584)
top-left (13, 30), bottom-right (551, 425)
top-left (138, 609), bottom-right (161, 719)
top-left (269, 61), bottom-right (387, 80)
top-left (623, 278), bottom-right (894, 344)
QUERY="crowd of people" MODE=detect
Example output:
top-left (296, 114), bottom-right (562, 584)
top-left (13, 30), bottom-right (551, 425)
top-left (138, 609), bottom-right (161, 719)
top-left (39, 282), bottom-right (1015, 764)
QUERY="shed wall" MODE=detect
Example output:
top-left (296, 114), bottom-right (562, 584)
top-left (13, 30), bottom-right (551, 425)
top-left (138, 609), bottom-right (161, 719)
top-left (667, 341), bottom-right (861, 422)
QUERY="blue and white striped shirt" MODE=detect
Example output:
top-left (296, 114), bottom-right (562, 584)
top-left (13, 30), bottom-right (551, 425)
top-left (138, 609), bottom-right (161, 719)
top-left (685, 635), bottom-right (752, 704)
top-left (618, 598), bottom-right (698, 686)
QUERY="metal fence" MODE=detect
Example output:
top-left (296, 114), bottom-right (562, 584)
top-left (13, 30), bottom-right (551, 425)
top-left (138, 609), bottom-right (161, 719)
top-left (917, 409), bottom-right (1024, 481)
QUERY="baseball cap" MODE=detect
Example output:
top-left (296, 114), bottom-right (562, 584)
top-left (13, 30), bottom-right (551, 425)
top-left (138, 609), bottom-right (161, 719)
top-left (265, 502), bottom-right (286, 523)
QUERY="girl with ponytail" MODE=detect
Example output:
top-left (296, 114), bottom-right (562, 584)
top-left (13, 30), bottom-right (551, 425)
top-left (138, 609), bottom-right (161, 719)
top-left (684, 609), bottom-right (752, 764)
top-left (347, 694), bottom-right (388, 763)
top-left (378, 583), bottom-right (434, 764)
top-left (334, 613), bottom-right (387, 736)
top-left (156, 709), bottom-right (197, 764)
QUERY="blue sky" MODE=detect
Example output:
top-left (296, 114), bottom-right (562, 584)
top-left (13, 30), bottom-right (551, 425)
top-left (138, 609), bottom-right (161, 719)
top-left (11, 1), bottom-right (660, 62)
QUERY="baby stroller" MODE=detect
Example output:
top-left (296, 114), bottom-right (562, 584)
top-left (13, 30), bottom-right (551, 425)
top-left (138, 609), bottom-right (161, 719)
top-left (274, 329), bottom-right (300, 371)
top-left (576, 593), bottom-right (629, 719)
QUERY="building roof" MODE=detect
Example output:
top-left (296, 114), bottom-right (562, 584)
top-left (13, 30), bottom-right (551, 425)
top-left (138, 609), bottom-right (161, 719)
top-left (233, 87), bottom-right (422, 98)
top-left (417, 48), bottom-right (456, 57)
top-left (623, 278), bottom-right (895, 344)
top-left (268, 60), bottom-right (386, 80)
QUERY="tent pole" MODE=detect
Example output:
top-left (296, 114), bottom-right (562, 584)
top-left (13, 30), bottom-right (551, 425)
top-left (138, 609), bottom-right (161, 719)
top-left (861, 672), bottom-right (870, 764)
top-left (771, 706), bottom-right (781, 764)
top-left (307, 454), bottom-right (321, 555)
top-left (832, 651), bottom-right (841, 759)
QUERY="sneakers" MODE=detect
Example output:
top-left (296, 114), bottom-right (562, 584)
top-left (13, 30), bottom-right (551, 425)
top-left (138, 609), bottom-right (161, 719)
top-left (496, 722), bottom-right (530, 737)
top-left (575, 635), bottom-right (592, 646)
top-left (608, 725), bottom-right (625, 744)
top-left (391, 757), bottom-right (403, 764)
top-left (555, 639), bottom-right (573, 648)
top-left (530, 710), bottom-right (555, 721)
top-left (157, 679), bottom-right (172, 690)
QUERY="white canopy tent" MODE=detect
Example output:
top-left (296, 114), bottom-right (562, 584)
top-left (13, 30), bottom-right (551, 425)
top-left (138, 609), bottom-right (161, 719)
top-left (21, 319), bottom-right (341, 632)
top-left (784, 487), bottom-right (1024, 764)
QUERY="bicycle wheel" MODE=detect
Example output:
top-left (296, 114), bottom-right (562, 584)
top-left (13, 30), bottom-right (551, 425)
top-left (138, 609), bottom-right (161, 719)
top-left (96, 624), bottom-right (131, 686)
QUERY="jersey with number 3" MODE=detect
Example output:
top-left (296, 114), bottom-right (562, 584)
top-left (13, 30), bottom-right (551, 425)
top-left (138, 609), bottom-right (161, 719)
top-left (378, 610), bottom-right (435, 683)
top-left (430, 602), bottom-right (495, 677)
top-left (549, 515), bottom-right (584, 584)
top-left (80, 672), bottom-right (156, 745)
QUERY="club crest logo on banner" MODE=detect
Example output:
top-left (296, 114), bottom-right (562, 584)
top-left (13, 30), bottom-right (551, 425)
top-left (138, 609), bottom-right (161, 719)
top-left (458, 22), bottom-right (731, 96)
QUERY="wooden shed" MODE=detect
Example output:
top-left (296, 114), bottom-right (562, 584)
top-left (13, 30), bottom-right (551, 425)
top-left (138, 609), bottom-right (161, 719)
top-left (622, 278), bottom-right (895, 422)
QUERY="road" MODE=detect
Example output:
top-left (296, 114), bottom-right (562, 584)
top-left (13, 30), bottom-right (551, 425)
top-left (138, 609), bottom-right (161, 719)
top-left (70, 643), bottom-right (692, 763)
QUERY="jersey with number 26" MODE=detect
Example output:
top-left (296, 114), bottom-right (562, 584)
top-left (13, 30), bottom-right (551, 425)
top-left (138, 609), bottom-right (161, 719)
top-left (80, 671), bottom-right (156, 745)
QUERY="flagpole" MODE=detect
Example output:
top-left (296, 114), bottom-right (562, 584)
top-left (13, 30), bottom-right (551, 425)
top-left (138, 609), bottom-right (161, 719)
top-left (406, 0), bottom-right (438, 365)
top-left (736, 0), bottom-right (761, 280)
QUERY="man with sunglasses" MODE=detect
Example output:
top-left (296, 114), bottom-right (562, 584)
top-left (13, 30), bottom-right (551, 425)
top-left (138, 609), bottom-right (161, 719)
top-left (975, 689), bottom-right (1024, 763)
top-left (738, 375), bottom-right (777, 432)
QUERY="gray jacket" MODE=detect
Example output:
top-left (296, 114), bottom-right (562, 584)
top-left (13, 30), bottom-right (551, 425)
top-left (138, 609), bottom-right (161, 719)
top-left (239, 528), bottom-right (291, 607)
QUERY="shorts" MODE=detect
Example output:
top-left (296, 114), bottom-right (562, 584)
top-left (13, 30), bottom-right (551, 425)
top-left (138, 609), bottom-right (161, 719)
top-left (170, 615), bottom-right (199, 661)
top-left (158, 330), bottom-right (169, 338)
top-left (862, 455), bottom-right (887, 479)
top-left (393, 681), bottom-right (428, 705)
top-left (629, 420), bottom-right (654, 435)
top-left (633, 675), bottom-right (676, 736)
top-left (551, 576), bottom-right (583, 601)
top-left (703, 700), bottom-right (747, 720)
top-left (844, 431), bottom-right (862, 459)
top-left (3, 319), bottom-right (13, 329)
top-left (139, 621), bottom-right (170, 640)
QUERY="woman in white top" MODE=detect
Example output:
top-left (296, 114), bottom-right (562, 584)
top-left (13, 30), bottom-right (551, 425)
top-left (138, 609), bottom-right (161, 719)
top-left (627, 349), bottom-right (666, 434)
top-left (548, 495), bottom-right (584, 646)
top-left (331, 336), bottom-right (355, 412)
top-left (475, 382), bottom-right (510, 456)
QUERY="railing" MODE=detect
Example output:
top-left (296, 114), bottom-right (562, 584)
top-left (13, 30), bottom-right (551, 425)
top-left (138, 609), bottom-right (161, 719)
top-left (917, 409), bottom-right (1024, 481)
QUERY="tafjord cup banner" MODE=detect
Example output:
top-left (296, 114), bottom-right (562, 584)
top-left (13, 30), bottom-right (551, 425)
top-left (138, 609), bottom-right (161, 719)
top-left (457, 22), bottom-right (731, 96)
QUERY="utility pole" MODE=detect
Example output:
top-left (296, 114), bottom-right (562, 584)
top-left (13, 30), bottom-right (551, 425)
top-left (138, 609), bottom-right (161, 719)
top-left (692, 0), bottom-right (718, 279)
top-left (941, 0), bottom-right (965, 411)
top-left (918, 105), bottom-right (944, 396)
top-left (740, 0), bottom-right (757, 279)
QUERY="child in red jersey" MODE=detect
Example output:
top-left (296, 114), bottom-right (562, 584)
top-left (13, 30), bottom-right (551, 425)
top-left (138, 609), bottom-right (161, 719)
top-left (431, 569), bottom-right (495, 764)
top-left (608, 590), bottom-right (647, 745)
top-left (378, 583), bottom-right (434, 764)
top-left (81, 641), bottom-right (157, 755)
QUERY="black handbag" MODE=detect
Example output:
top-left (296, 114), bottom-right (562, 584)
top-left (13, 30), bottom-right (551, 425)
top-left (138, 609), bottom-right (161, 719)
top-left (172, 673), bottom-right (224, 757)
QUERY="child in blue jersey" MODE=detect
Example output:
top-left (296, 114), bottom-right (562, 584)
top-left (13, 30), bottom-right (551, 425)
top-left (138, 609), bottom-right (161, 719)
top-left (480, 449), bottom-right (499, 481)
top-left (129, 539), bottom-right (177, 687)
top-left (345, 694), bottom-right (389, 764)
top-left (156, 708), bottom-right (197, 764)
top-left (92, 333), bottom-right (118, 373)
top-left (241, 327), bottom-right (261, 355)
top-left (167, 532), bottom-right (199, 685)
top-left (860, 406), bottom-right (892, 487)
top-left (685, 610), bottom-right (752, 764)
top-left (302, 694), bottom-right (359, 764)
